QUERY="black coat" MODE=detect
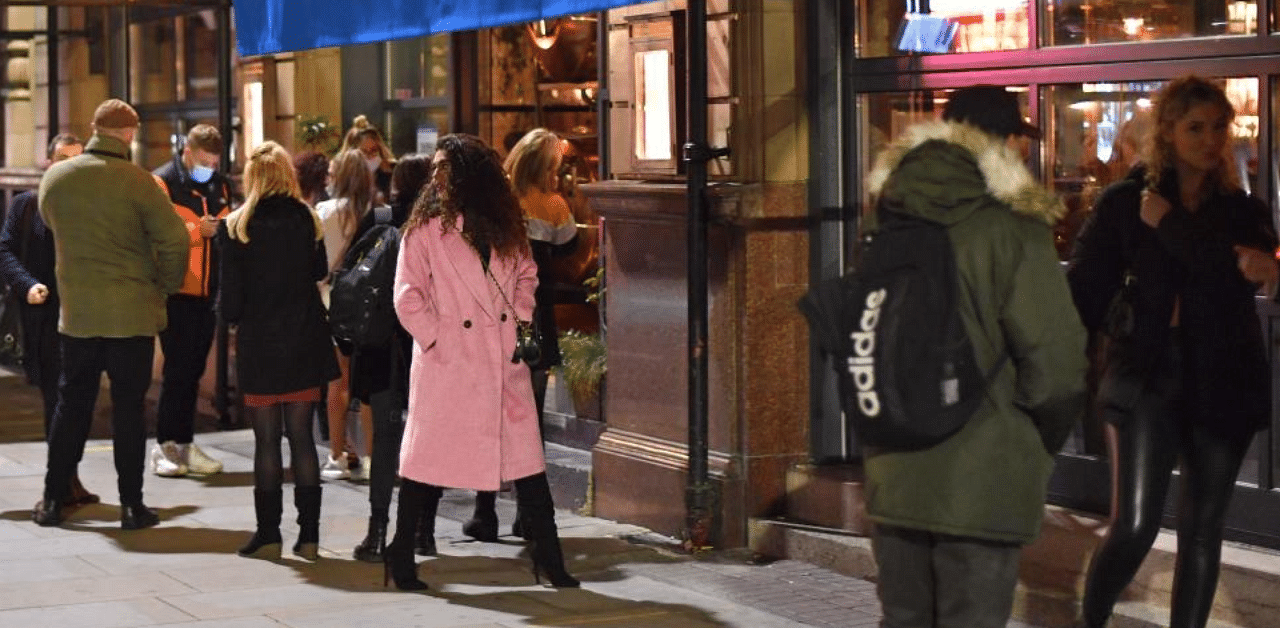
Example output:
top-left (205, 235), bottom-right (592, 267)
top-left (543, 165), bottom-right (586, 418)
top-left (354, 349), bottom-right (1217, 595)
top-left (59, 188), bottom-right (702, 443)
top-left (217, 195), bottom-right (339, 395)
top-left (0, 190), bottom-right (59, 384)
top-left (1068, 167), bottom-right (1277, 435)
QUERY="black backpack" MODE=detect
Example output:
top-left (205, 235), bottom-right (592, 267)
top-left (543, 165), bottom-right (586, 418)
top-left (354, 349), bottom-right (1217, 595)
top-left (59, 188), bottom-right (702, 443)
top-left (798, 208), bottom-right (1006, 450)
top-left (330, 206), bottom-right (400, 348)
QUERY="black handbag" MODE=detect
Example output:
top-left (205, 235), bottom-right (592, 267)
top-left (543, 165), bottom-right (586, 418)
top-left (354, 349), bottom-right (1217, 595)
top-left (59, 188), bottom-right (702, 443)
top-left (483, 257), bottom-right (542, 367)
top-left (1096, 268), bottom-right (1144, 412)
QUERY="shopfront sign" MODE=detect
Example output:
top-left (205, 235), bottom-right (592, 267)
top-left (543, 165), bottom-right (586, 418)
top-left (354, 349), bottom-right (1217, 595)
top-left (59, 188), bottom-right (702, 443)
top-left (234, 0), bottom-right (655, 56)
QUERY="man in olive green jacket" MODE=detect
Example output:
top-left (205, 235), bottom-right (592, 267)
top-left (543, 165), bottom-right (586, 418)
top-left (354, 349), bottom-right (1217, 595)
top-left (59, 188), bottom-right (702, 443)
top-left (861, 87), bottom-right (1087, 628)
top-left (33, 99), bottom-right (188, 530)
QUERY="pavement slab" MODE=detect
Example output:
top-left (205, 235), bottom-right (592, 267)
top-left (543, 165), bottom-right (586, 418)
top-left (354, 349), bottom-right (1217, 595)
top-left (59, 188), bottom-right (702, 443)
top-left (0, 366), bottom-right (1048, 628)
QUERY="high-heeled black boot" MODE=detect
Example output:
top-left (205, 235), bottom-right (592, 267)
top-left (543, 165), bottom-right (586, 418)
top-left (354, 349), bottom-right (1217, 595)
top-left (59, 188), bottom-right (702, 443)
top-left (384, 479), bottom-right (439, 591)
top-left (239, 489), bottom-right (283, 559)
top-left (292, 486), bottom-right (322, 560)
top-left (515, 473), bottom-right (579, 588)
top-left (353, 510), bottom-right (387, 563)
top-left (462, 490), bottom-right (499, 542)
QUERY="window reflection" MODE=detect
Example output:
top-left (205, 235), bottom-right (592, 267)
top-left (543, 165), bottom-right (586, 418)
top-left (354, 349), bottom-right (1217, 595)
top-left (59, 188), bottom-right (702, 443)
top-left (1045, 0), bottom-right (1258, 46)
top-left (859, 0), bottom-right (1030, 58)
top-left (386, 35), bottom-right (450, 100)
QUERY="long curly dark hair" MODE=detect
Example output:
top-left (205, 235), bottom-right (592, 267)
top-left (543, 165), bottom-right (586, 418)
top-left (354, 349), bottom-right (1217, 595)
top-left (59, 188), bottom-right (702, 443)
top-left (405, 133), bottom-right (528, 259)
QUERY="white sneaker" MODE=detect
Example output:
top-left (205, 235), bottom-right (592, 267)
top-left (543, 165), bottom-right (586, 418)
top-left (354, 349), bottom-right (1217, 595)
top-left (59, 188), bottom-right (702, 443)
top-left (349, 455), bottom-right (372, 482)
top-left (182, 443), bottom-right (223, 475)
top-left (320, 454), bottom-right (350, 480)
top-left (150, 441), bottom-right (188, 477)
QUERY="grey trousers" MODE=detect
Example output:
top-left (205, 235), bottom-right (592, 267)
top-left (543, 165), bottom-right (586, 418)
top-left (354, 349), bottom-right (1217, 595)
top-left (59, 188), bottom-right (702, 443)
top-left (872, 524), bottom-right (1022, 628)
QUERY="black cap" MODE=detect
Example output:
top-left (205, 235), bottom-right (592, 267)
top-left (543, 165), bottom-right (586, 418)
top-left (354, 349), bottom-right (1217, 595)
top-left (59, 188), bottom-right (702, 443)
top-left (943, 85), bottom-right (1041, 140)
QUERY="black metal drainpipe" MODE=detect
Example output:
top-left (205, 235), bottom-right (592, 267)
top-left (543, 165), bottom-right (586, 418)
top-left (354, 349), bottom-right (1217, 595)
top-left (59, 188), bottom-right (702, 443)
top-left (683, 0), bottom-right (728, 550)
top-left (47, 6), bottom-right (59, 138)
top-left (214, 0), bottom-right (235, 429)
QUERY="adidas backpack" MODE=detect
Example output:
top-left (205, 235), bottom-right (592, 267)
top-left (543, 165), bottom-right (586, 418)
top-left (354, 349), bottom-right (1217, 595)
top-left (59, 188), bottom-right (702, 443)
top-left (798, 207), bottom-right (1006, 450)
top-left (330, 206), bottom-right (400, 348)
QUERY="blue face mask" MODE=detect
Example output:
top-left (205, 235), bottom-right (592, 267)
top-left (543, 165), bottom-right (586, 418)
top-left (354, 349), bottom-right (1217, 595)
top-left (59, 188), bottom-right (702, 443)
top-left (190, 164), bottom-right (215, 184)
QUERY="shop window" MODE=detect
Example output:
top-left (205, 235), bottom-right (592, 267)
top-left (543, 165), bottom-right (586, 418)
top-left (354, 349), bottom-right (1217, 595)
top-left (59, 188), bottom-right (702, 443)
top-left (858, 0), bottom-right (1031, 58)
top-left (185, 11), bottom-right (219, 100)
top-left (1044, 0), bottom-right (1258, 46)
top-left (1045, 78), bottom-right (1259, 260)
top-left (130, 17), bottom-right (178, 104)
top-left (627, 13), bottom-right (685, 175)
top-left (384, 34), bottom-right (451, 156)
top-left (386, 34), bottom-right (450, 100)
top-left (386, 108), bottom-right (450, 156)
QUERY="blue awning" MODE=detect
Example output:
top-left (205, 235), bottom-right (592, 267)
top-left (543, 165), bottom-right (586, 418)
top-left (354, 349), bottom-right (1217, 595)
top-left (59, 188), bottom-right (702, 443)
top-left (234, 0), bottom-right (650, 57)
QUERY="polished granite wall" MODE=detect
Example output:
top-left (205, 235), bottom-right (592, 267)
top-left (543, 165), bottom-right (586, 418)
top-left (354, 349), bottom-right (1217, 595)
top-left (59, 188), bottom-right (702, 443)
top-left (583, 180), bottom-right (810, 547)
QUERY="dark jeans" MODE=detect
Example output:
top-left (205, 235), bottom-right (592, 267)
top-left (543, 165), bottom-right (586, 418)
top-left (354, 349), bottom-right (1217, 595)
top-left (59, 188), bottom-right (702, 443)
top-left (872, 524), bottom-right (1021, 628)
top-left (368, 385), bottom-right (406, 515)
top-left (44, 335), bottom-right (154, 505)
top-left (1082, 339), bottom-right (1253, 628)
top-left (156, 296), bottom-right (216, 444)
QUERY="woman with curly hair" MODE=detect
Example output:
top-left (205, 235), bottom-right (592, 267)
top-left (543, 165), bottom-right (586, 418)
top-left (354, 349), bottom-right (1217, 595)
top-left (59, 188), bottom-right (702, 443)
top-left (384, 133), bottom-right (579, 591)
top-left (1069, 76), bottom-right (1278, 628)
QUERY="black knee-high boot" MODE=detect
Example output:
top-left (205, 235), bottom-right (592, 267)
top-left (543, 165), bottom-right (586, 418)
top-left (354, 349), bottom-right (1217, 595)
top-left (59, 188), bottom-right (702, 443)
top-left (463, 490), bottom-right (499, 542)
top-left (292, 486), bottom-right (322, 560)
top-left (385, 479), bottom-right (440, 591)
top-left (514, 473), bottom-right (579, 588)
top-left (238, 489), bottom-right (283, 559)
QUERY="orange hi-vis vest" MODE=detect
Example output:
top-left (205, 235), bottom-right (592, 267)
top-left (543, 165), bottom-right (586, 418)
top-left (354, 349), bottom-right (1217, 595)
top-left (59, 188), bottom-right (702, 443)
top-left (152, 175), bottom-right (230, 298)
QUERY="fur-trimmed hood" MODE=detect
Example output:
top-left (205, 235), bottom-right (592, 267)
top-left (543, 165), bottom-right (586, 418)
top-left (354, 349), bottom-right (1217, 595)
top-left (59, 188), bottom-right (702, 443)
top-left (865, 120), bottom-right (1064, 226)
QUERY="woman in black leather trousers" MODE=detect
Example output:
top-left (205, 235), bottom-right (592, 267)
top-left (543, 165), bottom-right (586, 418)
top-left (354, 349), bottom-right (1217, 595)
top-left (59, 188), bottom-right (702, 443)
top-left (1080, 338), bottom-right (1253, 628)
top-left (1068, 76), bottom-right (1278, 628)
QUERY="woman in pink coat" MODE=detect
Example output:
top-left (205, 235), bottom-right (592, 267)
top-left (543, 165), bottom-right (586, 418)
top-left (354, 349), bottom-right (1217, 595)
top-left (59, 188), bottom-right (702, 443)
top-left (384, 133), bottom-right (578, 591)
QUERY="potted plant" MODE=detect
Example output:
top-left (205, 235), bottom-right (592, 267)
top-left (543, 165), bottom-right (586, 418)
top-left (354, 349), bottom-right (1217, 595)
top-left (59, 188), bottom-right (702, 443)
top-left (558, 266), bottom-right (606, 421)
top-left (558, 329), bottom-right (605, 421)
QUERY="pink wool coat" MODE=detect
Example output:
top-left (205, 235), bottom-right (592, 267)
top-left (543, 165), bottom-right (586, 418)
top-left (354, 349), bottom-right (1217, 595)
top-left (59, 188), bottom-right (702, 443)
top-left (393, 215), bottom-right (545, 491)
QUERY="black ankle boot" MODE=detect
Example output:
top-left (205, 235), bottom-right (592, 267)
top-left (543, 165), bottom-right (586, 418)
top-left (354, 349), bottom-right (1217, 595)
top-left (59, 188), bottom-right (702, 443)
top-left (515, 474), bottom-right (579, 588)
top-left (32, 497), bottom-right (63, 527)
top-left (121, 502), bottom-right (160, 530)
top-left (462, 490), bottom-right (498, 542)
top-left (292, 486), bottom-right (322, 560)
top-left (354, 514), bottom-right (388, 563)
top-left (239, 489), bottom-right (283, 559)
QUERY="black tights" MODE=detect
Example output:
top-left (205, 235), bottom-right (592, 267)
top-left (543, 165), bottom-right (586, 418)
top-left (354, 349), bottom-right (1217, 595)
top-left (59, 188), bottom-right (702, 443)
top-left (245, 401), bottom-right (321, 491)
top-left (1082, 355), bottom-right (1253, 628)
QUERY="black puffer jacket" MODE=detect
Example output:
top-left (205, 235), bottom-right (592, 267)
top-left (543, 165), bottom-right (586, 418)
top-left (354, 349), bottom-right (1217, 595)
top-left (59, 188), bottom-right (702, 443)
top-left (218, 195), bottom-right (340, 395)
top-left (1067, 167), bottom-right (1277, 436)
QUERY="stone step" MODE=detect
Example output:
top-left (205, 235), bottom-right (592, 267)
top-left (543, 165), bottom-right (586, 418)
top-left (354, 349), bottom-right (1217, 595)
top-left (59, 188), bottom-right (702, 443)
top-left (750, 514), bottom-right (1276, 628)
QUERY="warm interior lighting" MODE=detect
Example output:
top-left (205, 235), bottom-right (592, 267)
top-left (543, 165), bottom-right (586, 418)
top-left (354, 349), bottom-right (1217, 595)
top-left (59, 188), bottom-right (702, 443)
top-left (634, 50), bottom-right (672, 161)
top-left (1121, 18), bottom-right (1145, 37)
top-left (528, 19), bottom-right (560, 50)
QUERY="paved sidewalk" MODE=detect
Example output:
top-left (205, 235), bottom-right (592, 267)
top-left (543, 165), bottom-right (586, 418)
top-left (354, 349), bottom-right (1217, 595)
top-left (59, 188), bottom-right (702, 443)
top-left (0, 369), bottom-right (1042, 627)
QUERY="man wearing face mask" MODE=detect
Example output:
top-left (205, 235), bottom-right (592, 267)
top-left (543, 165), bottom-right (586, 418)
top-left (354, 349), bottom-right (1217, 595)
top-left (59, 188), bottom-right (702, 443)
top-left (149, 124), bottom-right (231, 478)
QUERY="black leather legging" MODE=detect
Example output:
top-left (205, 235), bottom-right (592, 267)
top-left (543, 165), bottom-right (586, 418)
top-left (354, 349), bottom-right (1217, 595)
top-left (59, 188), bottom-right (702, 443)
top-left (1082, 342), bottom-right (1254, 628)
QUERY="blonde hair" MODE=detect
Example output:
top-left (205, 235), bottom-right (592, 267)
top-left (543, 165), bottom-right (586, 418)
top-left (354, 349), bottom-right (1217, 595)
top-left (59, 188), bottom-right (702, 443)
top-left (1145, 75), bottom-right (1239, 193)
top-left (503, 128), bottom-right (562, 196)
top-left (341, 114), bottom-right (395, 163)
top-left (330, 148), bottom-right (375, 243)
top-left (225, 141), bottom-right (321, 243)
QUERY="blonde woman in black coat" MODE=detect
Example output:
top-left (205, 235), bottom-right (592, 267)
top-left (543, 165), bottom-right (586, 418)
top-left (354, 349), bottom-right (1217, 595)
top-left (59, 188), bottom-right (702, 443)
top-left (219, 141), bottom-right (340, 561)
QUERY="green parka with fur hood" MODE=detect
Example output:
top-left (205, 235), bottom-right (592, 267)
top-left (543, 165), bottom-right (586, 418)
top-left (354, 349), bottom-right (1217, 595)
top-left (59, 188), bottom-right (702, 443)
top-left (862, 120), bottom-right (1088, 544)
